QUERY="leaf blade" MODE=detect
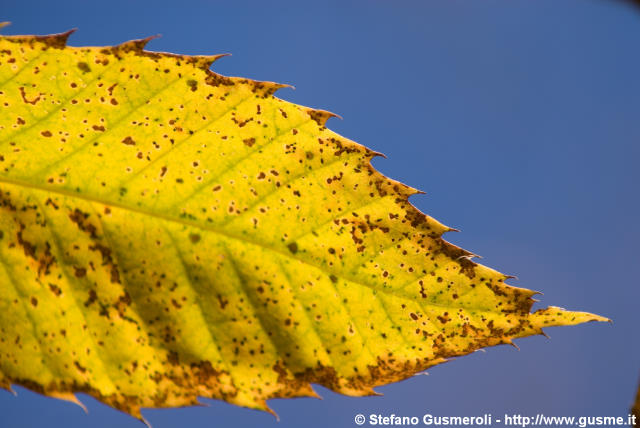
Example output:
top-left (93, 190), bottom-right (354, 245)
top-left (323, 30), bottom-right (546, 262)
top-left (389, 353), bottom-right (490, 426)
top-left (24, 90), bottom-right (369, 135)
top-left (0, 31), bottom-right (607, 420)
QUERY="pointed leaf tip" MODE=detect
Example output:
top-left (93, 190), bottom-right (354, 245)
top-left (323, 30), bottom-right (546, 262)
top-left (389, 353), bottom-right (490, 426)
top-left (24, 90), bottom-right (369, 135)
top-left (531, 307), bottom-right (610, 328)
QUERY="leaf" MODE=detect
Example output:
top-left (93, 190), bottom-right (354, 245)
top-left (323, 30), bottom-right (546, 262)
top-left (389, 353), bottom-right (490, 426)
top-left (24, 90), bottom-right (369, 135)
top-left (0, 30), bottom-right (608, 422)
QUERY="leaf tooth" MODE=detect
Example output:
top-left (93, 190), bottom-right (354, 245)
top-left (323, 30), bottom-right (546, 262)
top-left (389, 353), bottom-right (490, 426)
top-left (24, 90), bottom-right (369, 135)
top-left (2, 29), bottom-right (76, 48)
top-left (139, 415), bottom-right (153, 428)
top-left (421, 214), bottom-right (455, 236)
top-left (96, 393), bottom-right (149, 425)
top-left (42, 29), bottom-right (76, 48)
top-left (283, 383), bottom-right (322, 399)
top-left (367, 149), bottom-right (387, 159)
top-left (325, 384), bottom-right (380, 397)
top-left (249, 80), bottom-right (294, 97)
top-left (189, 53), bottom-right (230, 71)
top-left (244, 399), bottom-right (279, 420)
top-left (48, 391), bottom-right (88, 414)
top-left (361, 162), bottom-right (420, 199)
top-left (193, 399), bottom-right (211, 408)
top-left (116, 35), bottom-right (160, 53)
top-left (362, 156), bottom-right (459, 233)
top-left (123, 404), bottom-right (150, 427)
top-left (504, 338), bottom-right (520, 351)
top-left (0, 376), bottom-right (16, 395)
top-left (401, 185), bottom-right (425, 199)
top-left (265, 404), bottom-right (280, 421)
top-left (439, 239), bottom-right (477, 259)
top-left (301, 107), bottom-right (342, 126)
top-left (351, 386), bottom-right (381, 397)
top-left (505, 284), bottom-right (542, 299)
top-left (305, 386), bottom-right (322, 400)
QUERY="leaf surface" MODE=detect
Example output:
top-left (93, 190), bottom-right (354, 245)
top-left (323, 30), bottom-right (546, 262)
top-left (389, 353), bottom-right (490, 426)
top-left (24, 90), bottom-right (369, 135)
top-left (0, 31), bottom-right (607, 421)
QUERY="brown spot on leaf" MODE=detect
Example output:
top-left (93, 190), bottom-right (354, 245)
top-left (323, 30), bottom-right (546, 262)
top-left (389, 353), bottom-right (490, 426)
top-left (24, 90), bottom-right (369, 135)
top-left (89, 244), bottom-right (121, 284)
top-left (16, 225), bottom-right (36, 259)
top-left (68, 209), bottom-right (97, 238)
top-left (189, 360), bottom-right (222, 384)
top-left (48, 283), bottom-right (62, 296)
top-left (19, 87), bottom-right (41, 105)
top-left (77, 62), bottom-right (91, 73)
top-left (217, 294), bottom-right (228, 309)
top-left (84, 289), bottom-right (98, 307)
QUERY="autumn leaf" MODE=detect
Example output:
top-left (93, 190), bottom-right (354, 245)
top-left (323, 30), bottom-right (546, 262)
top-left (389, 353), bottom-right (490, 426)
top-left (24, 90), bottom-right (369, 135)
top-left (0, 30), bottom-right (608, 423)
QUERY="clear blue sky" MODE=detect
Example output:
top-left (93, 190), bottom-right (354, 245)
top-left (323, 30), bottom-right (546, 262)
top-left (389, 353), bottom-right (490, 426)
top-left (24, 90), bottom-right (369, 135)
top-left (2, 1), bottom-right (639, 427)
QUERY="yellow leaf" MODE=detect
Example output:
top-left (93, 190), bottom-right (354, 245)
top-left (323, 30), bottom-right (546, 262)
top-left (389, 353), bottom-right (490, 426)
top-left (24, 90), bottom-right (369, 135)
top-left (0, 31), bottom-right (608, 422)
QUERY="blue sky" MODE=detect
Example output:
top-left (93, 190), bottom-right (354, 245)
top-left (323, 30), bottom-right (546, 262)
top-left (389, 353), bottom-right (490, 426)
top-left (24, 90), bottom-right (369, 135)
top-left (1, 1), bottom-right (639, 427)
